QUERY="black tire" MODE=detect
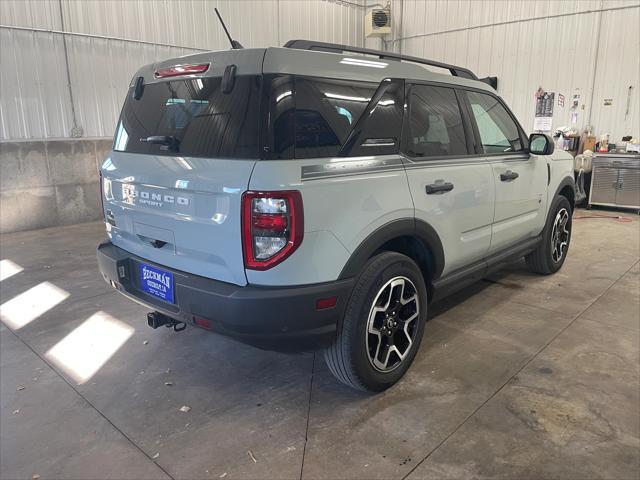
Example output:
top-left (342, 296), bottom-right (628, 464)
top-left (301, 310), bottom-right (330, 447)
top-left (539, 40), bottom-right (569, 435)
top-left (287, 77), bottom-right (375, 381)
top-left (525, 195), bottom-right (573, 274)
top-left (324, 252), bottom-right (428, 392)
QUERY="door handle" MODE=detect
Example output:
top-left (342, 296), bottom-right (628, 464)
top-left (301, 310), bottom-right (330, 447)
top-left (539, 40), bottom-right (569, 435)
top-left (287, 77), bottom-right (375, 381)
top-left (500, 170), bottom-right (519, 182)
top-left (425, 181), bottom-right (454, 194)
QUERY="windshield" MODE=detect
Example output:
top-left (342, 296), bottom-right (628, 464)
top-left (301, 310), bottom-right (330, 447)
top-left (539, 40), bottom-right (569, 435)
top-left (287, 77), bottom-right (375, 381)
top-left (114, 75), bottom-right (261, 159)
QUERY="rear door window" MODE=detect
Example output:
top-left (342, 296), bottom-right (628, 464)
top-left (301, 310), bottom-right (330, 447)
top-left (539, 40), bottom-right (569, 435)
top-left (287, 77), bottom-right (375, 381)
top-left (402, 84), bottom-right (468, 158)
top-left (114, 75), bottom-right (261, 158)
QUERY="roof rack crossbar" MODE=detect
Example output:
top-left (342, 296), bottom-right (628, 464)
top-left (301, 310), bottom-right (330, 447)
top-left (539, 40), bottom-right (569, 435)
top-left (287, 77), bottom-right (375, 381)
top-left (283, 39), bottom-right (478, 80)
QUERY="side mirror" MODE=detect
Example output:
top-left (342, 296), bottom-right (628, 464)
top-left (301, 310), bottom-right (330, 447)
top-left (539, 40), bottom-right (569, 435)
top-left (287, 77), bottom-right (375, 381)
top-left (528, 133), bottom-right (554, 155)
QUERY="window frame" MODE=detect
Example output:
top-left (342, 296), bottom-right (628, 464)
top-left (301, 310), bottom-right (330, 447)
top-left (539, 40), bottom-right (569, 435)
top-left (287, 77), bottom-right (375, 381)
top-left (459, 87), bottom-right (530, 157)
top-left (260, 73), bottom-right (295, 160)
top-left (400, 80), bottom-right (476, 162)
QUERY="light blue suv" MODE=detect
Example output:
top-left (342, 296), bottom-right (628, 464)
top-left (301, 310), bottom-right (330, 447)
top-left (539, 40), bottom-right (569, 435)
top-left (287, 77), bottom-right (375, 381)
top-left (97, 40), bottom-right (575, 391)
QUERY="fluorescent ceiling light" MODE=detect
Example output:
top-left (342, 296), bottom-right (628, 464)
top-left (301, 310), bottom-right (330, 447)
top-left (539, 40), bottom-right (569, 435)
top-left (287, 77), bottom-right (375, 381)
top-left (176, 157), bottom-right (193, 170)
top-left (325, 93), bottom-right (395, 106)
top-left (276, 90), bottom-right (292, 102)
top-left (325, 92), bottom-right (370, 102)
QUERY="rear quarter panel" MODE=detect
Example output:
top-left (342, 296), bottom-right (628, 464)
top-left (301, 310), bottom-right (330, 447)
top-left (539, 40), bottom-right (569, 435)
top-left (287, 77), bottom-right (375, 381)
top-left (247, 155), bottom-right (414, 286)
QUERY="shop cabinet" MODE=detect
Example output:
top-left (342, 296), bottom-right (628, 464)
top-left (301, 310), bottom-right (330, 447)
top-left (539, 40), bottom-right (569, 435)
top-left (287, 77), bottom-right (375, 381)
top-left (589, 154), bottom-right (640, 212)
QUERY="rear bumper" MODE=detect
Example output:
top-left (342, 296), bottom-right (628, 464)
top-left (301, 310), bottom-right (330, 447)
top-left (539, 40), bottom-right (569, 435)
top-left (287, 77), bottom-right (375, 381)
top-left (97, 241), bottom-right (353, 351)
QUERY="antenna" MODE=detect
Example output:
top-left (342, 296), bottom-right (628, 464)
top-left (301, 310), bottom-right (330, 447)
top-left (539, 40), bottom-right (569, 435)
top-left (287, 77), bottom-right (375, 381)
top-left (214, 8), bottom-right (244, 49)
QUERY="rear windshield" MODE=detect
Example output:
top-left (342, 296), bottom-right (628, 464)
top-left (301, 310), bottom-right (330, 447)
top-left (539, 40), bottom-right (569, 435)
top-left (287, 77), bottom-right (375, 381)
top-left (114, 75), bottom-right (261, 159)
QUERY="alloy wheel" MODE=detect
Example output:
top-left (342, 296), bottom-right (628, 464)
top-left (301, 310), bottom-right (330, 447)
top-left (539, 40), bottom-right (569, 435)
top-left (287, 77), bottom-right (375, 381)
top-left (365, 276), bottom-right (420, 372)
top-left (551, 208), bottom-right (570, 263)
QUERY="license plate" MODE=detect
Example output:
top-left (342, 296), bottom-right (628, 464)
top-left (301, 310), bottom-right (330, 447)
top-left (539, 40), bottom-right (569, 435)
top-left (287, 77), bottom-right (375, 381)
top-left (139, 263), bottom-right (174, 303)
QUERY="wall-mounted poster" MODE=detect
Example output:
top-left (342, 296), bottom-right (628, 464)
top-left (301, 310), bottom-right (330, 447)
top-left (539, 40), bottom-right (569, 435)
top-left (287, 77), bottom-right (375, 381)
top-left (558, 94), bottom-right (565, 107)
top-left (534, 87), bottom-right (555, 131)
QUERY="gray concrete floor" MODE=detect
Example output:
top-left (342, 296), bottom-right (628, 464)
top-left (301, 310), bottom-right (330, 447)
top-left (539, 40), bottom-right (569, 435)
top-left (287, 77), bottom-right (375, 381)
top-left (1, 208), bottom-right (638, 480)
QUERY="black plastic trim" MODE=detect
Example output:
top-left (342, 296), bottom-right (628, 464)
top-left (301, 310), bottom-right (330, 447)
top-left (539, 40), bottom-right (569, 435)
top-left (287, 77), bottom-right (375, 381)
top-left (456, 87), bottom-right (478, 155)
top-left (431, 235), bottom-right (542, 302)
top-left (97, 241), bottom-right (354, 351)
top-left (283, 39), bottom-right (479, 80)
top-left (479, 76), bottom-right (498, 90)
top-left (553, 175), bottom-right (577, 208)
top-left (221, 64), bottom-right (237, 93)
top-left (338, 218), bottom-right (445, 282)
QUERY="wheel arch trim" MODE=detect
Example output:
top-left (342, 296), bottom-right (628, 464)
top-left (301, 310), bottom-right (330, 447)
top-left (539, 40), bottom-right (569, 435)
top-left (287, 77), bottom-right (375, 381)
top-left (553, 175), bottom-right (576, 207)
top-left (338, 218), bottom-right (445, 282)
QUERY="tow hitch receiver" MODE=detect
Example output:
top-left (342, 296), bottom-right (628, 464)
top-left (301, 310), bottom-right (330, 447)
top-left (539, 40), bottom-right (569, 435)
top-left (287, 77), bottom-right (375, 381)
top-left (147, 312), bottom-right (186, 332)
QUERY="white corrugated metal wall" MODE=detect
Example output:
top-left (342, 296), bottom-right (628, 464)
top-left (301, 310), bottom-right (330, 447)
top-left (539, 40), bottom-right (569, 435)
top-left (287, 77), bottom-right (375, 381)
top-left (366, 0), bottom-right (639, 141)
top-left (3, 0), bottom-right (638, 141)
top-left (0, 0), bottom-right (366, 140)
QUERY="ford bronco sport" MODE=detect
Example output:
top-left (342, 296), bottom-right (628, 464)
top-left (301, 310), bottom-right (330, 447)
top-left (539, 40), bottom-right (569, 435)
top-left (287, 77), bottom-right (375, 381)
top-left (97, 40), bottom-right (575, 392)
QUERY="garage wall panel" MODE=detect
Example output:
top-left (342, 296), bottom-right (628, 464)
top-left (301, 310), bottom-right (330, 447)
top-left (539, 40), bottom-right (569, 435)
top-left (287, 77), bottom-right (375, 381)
top-left (0, 28), bottom-right (73, 139)
top-left (59, 0), bottom-right (281, 50)
top-left (279, 0), bottom-right (364, 48)
top-left (590, 6), bottom-right (640, 139)
top-left (67, 36), bottom-right (195, 138)
top-left (0, 0), bottom-right (61, 30)
top-left (0, 0), bottom-right (365, 140)
top-left (389, 0), bottom-right (639, 140)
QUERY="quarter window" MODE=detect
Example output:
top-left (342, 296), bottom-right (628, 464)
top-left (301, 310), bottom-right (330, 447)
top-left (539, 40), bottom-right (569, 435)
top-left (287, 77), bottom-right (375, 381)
top-left (294, 77), bottom-right (376, 159)
top-left (263, 76), bottom-right (404, 159)
top-left (403, 85), bottom-right (468, 158)
top-left (466, 91), bottom-right (524, 154)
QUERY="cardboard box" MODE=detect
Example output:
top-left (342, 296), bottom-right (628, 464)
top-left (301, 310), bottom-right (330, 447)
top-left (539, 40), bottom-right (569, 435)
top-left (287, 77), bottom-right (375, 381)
top-left (582, 136), bottom-right (596, 153)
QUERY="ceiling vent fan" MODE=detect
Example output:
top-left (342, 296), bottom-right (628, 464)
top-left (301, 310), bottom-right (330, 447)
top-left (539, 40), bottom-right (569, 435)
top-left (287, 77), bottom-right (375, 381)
top-left (365, 5), bottom-right (391, 38)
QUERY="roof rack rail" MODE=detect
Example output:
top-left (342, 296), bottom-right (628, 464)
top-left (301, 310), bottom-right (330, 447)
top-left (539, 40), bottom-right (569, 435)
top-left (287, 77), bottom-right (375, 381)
top-left (283, 39), bottom-right (479, 80)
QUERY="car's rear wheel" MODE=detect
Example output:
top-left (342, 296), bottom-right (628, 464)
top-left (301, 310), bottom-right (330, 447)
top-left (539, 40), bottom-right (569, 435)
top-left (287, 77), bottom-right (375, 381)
top-left (324, 252), bottom-right (427, 392)
top-left (525, 195), bottom-right (573, 274)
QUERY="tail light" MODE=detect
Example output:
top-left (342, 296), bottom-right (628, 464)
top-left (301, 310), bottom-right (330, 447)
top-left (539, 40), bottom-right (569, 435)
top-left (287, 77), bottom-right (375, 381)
top-left (242, 191), bottom-right (303, 270)
top-left (99, 171), bottom-right (104, 213)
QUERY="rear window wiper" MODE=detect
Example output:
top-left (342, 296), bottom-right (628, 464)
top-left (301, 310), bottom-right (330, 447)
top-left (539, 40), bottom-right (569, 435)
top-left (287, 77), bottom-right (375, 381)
top-left (140, 135), bottom-right (180, 152)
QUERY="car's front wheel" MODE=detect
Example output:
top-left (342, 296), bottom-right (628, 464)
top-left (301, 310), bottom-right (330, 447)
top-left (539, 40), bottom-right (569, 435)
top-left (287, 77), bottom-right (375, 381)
top-left (324, 252), bottom-right (428, 392)
top-left (526, 195), bottom-right (573, 274)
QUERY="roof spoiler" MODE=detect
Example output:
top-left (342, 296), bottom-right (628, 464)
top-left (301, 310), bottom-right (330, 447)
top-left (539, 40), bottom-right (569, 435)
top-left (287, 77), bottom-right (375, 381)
top-left (479, 76), bottom-right (498, 90)
top-left (283, 39), bottom-right (479, 81)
